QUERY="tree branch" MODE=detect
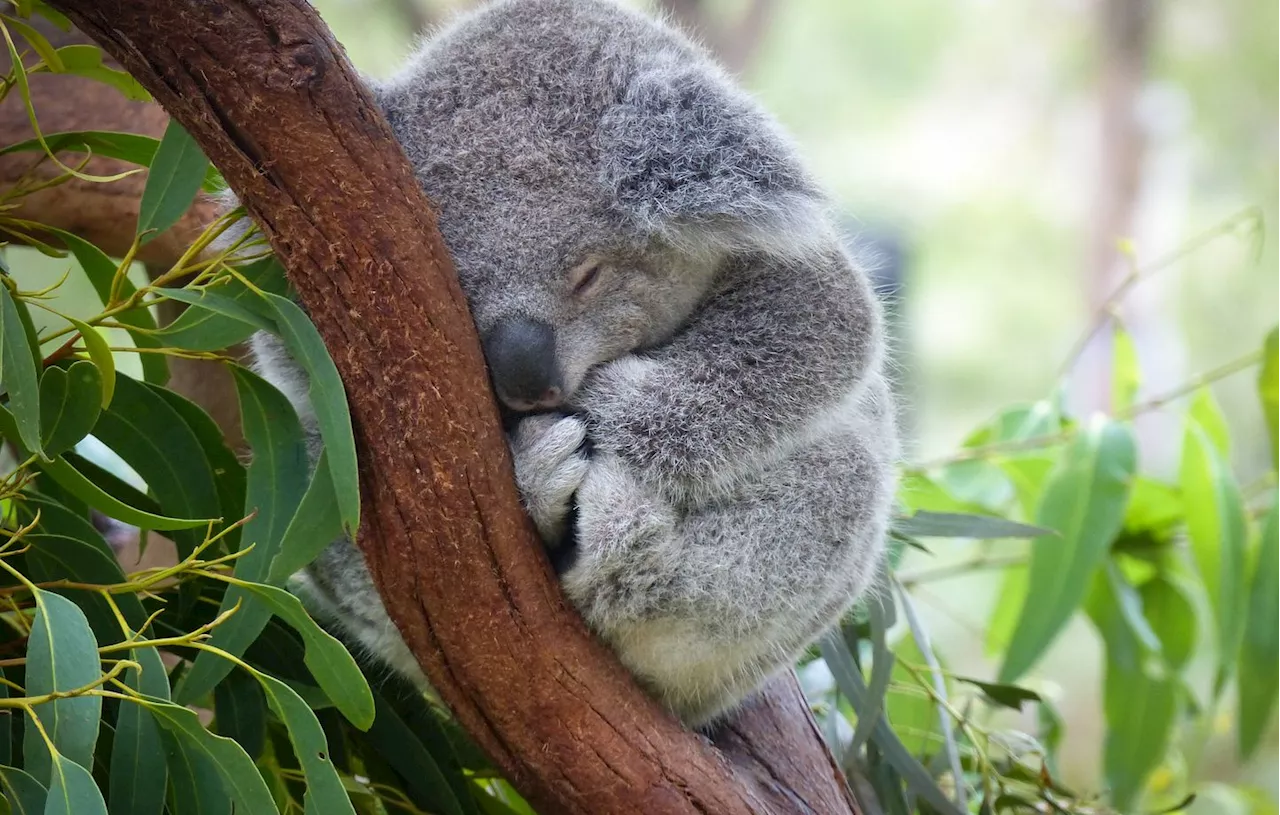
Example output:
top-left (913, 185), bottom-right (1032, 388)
top-left (46, 2), bottom-right (858, 812)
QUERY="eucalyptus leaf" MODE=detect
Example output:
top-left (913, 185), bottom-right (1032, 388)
top-left (66, 318), bottom-right (114, 408)
top-left (0, 765), bottom-right (46, 815)
top-left (38, 362), bottom-right (101, 458)
top-left (1238, 497), bottom-right (1278, 759)
top-left (999, 416), bottom-right (1136, 683)
top-left (214, 669), bottom-right (267, 761)
top-left (1111, 322), bottom-right (1140, 414)
top-left (0, 284), bottom-right (42, 457)
top-left (45, 751), bottom-right (107, 815)
top-left (109, 645), bottom-right (168, 815)
top-left (255, 672), bottom-right (355, 815)
top-left (22, 591), bottom-right (102, 784)
top-left (137, 121), bottom-right (209, 243)
top-left (1261, 327), bottom-right (1278, 469)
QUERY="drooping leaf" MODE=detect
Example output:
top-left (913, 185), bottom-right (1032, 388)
top-left (1087, 565), bottom-right (1179, 812)
top-left (951, 676), bottom-right (1041, 712)
top-left (1261, 327), bottom-right (1278, 469)
top-left (1180, 421), bottom-right (1248, 693)
top-left (1140, 575), bottom-right (1198, 672)
top-left (254, 672), bottom-right (355, 815)
top-left (176, 365), bottom-right (308, 705)
top-left (44, 750), bottom-right (107, 815)
top-left (213, 668), bottom-right (267, 761)
top-left (32, 455), bottom-right (209, 531)
top-left (892, 511), bottom-right (1051, 541)
top-left (0, 132), bottom-right (221, 192)
top-left (49, 45), bottom-right (149, 102)
top-left (998, 416), bottom-right (1137, 683)
top-left (151, 286), bottom-right (273, 352)
top-left (38, 362), bottom-right (101, 458)
top-left (22, 591), bottom-right (102, 785)
top-left (2, 13), bottom-right (63, 71)
top-left (136, 121), bottom-right (209, 243)
top-left (138, 696), bottom-right (277, 813)
top-left (267, 450), bottom-right (341, 584)
top-left (1238, 497), bottom-right (1278, 759)
top-left (0, 283), bottom-right (42, 457)
top-left (92, 373), bottom-right (221, 556)
top-left (65, 318), bottom-right (114, 408)
top-left (0, 765), bottom-right (46, 815)
top-left (109, 644), bottom-right (168, 815)
top-left (360, 691), bottom-right (469, 815)
top-left (158, 726), bottom-right (232, 815)
top-left (260, 294), bottom-right (359, 535)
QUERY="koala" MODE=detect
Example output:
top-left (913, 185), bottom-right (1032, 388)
top-left (248, 0), bottom-right (898, 728)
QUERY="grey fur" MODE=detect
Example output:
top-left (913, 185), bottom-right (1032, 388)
top-left (249, 0), bottom-right (898, 727)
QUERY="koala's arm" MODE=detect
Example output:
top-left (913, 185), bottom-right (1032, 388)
top-left (559, 375), bottom-right (896, 726)
top-left (576, 246), bottom-right (882, 493)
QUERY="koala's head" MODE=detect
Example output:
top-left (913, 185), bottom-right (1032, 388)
top-left (372, 0), bottom-right (828, 412)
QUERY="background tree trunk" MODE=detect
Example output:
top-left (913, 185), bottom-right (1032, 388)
top-left (45, 1), bottom-right (860, 813)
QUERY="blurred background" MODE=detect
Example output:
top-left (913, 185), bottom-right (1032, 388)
top-left (10, 0), bottom-right (1274, 808)
top-left (313, 0), bottom-right (1280, 803)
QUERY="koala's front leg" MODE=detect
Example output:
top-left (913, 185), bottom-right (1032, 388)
top-left (508, 414), bottom-right (590, 549)
top-left (563, 381), bottom-right (896, 727)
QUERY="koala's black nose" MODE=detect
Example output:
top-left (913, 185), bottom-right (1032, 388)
top-left (482, 317), bottom-right (566, 412)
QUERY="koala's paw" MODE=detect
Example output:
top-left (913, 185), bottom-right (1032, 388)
top-left (510, 414), bottom-right (590, 545)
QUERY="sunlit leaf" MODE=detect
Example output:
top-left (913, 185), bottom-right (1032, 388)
top-left (50, 45), bottom-right (149, 102)
top-left (22, 591), bottom-right (102, 785)
top-left (1181, 421), bottom-right (1247, 694)
top-left (985, 564), bottom-right (1027, 658)
top-left (1140, 575), bottom-right (1197, 672)
top-left (137, 121), bottom-right (209, 243)
top-left (1111, 321), bottom-right (1140, 414)
top-left (66, 318), bottom-right (113, 408)
top-left (999, 416), bottom-right (1137, 683)
top-left (1189, 387), bottom-right (1230, 458)
top-left (38, 362), bottom-right (101, 458)
top-left (1261, 327), bottom-right (1278, 469)
top-left (2, 13), bottom-right (63, 71)
top-left (1238, 497), bottom-right (1278, 759)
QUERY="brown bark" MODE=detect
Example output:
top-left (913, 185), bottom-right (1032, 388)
top-left (46, 2), bottom-right (858, 813)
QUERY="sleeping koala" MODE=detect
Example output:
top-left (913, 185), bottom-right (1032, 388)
top-left (250, 0), bottom-right (898, 727)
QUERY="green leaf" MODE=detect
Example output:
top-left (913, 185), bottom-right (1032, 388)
top-left (92, 373), bottom-right (222, 555)
top-left (66, 319), bottom-right (113, 408)
top-left (2, 13), bottom-right (63, 71)
top-left (37, 226), bottom-right (167, 385)
top-left (0, 131), bottom-right (221, 193)
top-left (152, 286), bottom-right (273, 352)
top-left (214, 669), bottom-right (267, 761)
top-left (22, 591), bottom-right (102, 785)
top-left (892, 510), bottom-right (1052, 541)
top-left (267, 450), bottom-right (341, 584)
top-left (1181, 421), bottom-right (1248, 693)
top-left (38, 362), bottom-right (101, 458)
top-left (137, 121), bottom-right (209, 243)
top-left (1261, 327), bottom-right (1278, 469)
top-left (998, 416), bottom-right (1137, 683)
top-left (951, 676), bottom-right (1041, 712)
top-left (260, 294), bottom-right (359, 535)
top-left (1189, 387), bottom-right (1231, 458)
top-left (176, 365), bottom-right (308, 706)
top-left (229, 581), bottom-right (373, 730)
top-left (985, 564), bottom-right (1028, 658)
top-left (0, 766), bottom-right (47, 815)
top-left (1087, 566), bottom-right (1179, 812)
top-left (33, 455), bottom-right (209, 531)
top-left (1111, 322), bottom-right (1140, 414)
top-left (255, 672), bottom-right (355, 815)
top-left (1140, 576), bottom-right (1197, 672)
top-left (158, 725), bottom-right (232, 815)
top-left (1238, 497), bottom-right (1278, 759)
top-left (0, 283), bottom-right (42, 457)
top-left (45, 751), bottom-right (107, 815)
top-left (138, 696), bottom-right (278, 813)
top-left (109, 644), bottom-right (168, 815)
top-left (50, 45), bottom-right (149, 102)
top-left (360, 692), bottom-right (469, 815)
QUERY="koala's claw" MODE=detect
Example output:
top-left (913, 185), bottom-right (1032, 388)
top-left (510, 414), bottom-right (590, 544)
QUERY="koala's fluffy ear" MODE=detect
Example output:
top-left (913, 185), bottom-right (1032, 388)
top-left (598, 59), bottom-right (830, 259)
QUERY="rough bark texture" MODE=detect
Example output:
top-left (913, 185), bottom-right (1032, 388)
top-left (46, 2), bottom-right (858, 813)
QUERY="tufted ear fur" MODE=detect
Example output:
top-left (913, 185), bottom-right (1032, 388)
top-left (598, 55), bottom-right (832, 261)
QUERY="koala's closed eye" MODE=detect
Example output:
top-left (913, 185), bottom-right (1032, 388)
top-left (569, 257), bottom-right (605, 297)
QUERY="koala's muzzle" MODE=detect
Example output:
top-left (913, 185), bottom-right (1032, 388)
top-left (483, 317), bottom-right (566, 412)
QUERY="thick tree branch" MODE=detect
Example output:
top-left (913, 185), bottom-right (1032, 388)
top-left (46, 2), bottom-right (857, 812)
